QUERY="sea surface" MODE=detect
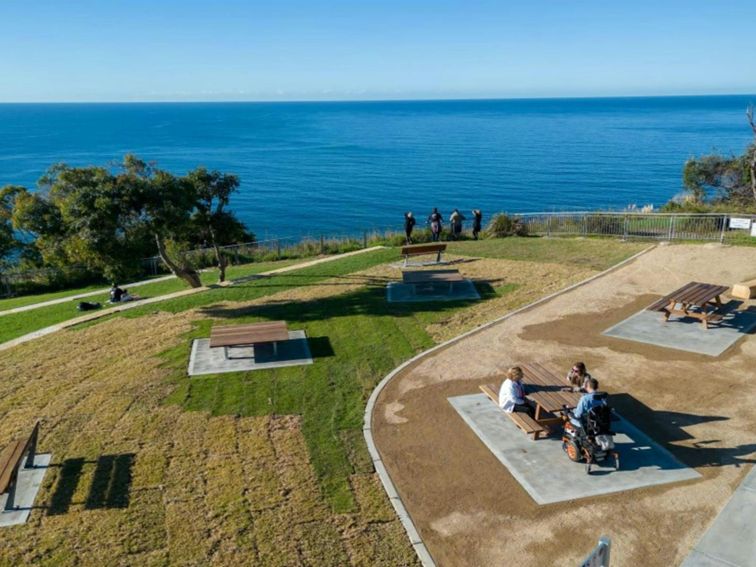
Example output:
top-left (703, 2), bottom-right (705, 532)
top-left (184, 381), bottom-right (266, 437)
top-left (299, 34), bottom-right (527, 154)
top-left (0, 95), bottom-right (753, 239)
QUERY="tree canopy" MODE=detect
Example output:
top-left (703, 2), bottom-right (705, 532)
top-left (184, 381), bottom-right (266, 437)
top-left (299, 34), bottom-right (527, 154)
top-left (9, 155), bottom-right (251, 287)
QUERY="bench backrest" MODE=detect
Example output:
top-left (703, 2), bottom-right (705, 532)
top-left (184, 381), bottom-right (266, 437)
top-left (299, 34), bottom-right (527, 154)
top-left (400, 243), bottom-right (447, 256)
top-left (0, 422), bottom-right (39, 494)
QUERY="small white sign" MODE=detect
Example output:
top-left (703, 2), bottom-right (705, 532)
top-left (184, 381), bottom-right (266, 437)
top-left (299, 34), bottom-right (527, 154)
top-left (729, 217), bottom-right (751, 230)
top-left (751, 223), bottom-right (756, 237)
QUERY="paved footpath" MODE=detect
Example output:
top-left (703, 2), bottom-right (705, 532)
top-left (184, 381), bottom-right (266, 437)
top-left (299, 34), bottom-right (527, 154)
top-left (681, 465), bottom-right (756, 567)
top-left (0, 246), bottom-right (385, 352)
top-left (0, 273), bottom-right (178, 317)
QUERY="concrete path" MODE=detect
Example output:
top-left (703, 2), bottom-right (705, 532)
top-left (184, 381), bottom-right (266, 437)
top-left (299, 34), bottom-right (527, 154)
top-left (0, 273), bottom-right (177, 317)
top-left (0, 246), bottom-right (385, 353)
top-left (681, 466), bottom-right (756, 567)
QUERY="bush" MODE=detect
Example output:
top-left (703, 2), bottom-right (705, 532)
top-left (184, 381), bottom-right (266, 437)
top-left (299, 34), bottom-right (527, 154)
top-left (485, 213), bottom-right (528, 238)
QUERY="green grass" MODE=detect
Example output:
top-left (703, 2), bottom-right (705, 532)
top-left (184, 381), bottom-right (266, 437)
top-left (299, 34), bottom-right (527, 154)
top-left (0, 259), bottom-right (301, 344)
top-left (446, 237), bottom-right (649, 270)
top-left (144, 238), bottom-right (646, 512)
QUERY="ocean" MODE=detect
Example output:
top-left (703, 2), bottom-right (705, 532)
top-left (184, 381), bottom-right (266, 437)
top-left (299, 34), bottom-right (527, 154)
top-left (0, 95), bottom-right (753, 239)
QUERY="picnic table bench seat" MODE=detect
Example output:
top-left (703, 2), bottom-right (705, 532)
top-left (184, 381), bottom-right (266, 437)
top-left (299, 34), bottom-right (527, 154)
top-left (400, 243), bottom-right (446, 265)
top-left (479, 384), bottom-right (546, 440)
top-left (732, 278), bottom-right (756, 300)
top-left (0, 422), bottom-right (39, 511)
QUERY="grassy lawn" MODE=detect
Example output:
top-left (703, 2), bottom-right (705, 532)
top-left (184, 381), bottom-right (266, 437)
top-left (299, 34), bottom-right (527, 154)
top-left (446, 236), bottom-right (649, 270)
top-left (0, 237), bottom-right (648, 564)
top-left (0, 259), bottom-right (302, 344)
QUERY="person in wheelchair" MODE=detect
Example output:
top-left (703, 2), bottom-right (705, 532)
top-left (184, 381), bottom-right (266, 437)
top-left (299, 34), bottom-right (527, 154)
top-left (563, 377), bottom-right (619, 472)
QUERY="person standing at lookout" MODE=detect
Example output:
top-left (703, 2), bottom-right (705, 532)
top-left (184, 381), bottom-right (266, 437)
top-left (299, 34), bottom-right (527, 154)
top-left (428, 207), bottom-right (443, 242)
top-left (472, 209), bottom-right (483, 240)
top-left (404, 211), bottom-right (416, 244)
top-left (450, 208), bottom-right (465, 240)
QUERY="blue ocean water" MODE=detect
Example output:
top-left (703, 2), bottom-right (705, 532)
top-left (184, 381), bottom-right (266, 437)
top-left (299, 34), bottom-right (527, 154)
top-left (0, 96), bottom-right (753, 239)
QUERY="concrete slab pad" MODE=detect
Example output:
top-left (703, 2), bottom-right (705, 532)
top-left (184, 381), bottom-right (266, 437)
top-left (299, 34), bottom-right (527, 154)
top-left (0, 453), bottom-right (52, 527)
top-left (681, 467), bottom-right (756, 567)
top-left (449, 394), bottom-right (700, 505)
top-left (602, 308), bottom-right (756, 357)
top-left (188, 330), bottom-right (313, 376)
top-left (387, 280), bottom-right (480, 303)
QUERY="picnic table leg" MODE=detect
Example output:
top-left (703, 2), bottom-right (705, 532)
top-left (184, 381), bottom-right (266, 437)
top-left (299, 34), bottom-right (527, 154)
top-left (25, 423), bottom-right (38, 469)
top-left (436, 250), bottom-right (441, 263)
top-left (273, 342), bottom-right (278, 358)
top-left (664, 300), bottom-right (675, 321)
top-left (224, 346), bottom-right (229, 359)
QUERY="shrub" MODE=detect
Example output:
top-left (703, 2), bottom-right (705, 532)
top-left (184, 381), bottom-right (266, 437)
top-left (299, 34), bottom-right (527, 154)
top-left (485, 213), bottom-right (528, 238)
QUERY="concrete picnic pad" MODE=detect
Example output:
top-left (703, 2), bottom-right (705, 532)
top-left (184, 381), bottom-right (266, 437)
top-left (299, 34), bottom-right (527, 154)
top-left (188, 330), bottom-right (313, 376)
top-left (386, 280), bottom-right (480, 303)
top-left (681, 466), bottom-right (756, 567)
top-left (449, 393), bottom-right (701, 505)
top-left (602, 307), bottom-right (756, 356)
top-left (0, 453), bottom-right (52, 527)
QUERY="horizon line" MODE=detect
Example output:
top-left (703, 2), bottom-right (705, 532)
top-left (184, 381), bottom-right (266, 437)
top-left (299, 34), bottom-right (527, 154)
top-left (1, 92), bottom-right (755, 105)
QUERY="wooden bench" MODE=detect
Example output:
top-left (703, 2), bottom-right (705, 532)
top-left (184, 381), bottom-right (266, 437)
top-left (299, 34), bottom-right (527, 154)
top-left (0, 422), bottom-right (39, 511)
top-left (400, 243), bottom-right (446, 266)
top-left (479, 384), bottom-right (546, 440)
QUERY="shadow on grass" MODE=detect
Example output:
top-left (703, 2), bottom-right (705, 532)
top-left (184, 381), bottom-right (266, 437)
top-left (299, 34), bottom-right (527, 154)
top-left (198, 280), bottom-right (488, 324)
top-left (610, 393), bottom-right (754, 468)
top-left (47, 453), bottom-right (135, 515)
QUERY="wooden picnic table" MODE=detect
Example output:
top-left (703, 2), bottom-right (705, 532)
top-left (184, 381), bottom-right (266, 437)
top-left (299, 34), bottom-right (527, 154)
top-left (209, 321), bottom-right (290, 359)
top-left (647, 281), bottom-right (730, 329)
top-left (402, 269), bottom-right (464, 294)
top-left (521, 363), bottom-right (582, 427)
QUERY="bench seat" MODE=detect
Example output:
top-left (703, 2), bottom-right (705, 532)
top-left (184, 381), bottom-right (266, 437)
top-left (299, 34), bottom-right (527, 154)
top-left (0, 439), bottom-right (27, 494)
top-left (732, 279), bottom-right (756, 300)
top-left (479, 384), bottom-right (546, 440)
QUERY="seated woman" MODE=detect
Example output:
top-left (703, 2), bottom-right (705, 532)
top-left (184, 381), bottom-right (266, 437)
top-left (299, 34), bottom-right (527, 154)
top-left (498, 366), bottom-right (535, 417)
top-left (565, 361), bottom-right (592, 392)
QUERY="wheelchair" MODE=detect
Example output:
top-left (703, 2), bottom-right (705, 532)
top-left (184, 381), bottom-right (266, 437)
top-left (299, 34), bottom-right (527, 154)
top-left (562, 393), bottom-right (620, 474)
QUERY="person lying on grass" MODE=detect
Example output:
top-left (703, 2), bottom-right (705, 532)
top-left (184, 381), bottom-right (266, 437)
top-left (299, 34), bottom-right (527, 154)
top-left (498, 366), bottom-right (536, 417)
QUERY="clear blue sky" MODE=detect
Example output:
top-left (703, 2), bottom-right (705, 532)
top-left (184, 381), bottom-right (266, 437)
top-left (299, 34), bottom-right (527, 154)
top-left (1, 0), bottom-right (755, 102)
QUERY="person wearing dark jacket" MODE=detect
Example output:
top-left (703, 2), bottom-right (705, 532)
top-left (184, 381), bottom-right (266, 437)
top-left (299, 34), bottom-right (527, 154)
top-left (472, 209), bottom-right (483, 240)
top-left (428, 208), bottom-right (443, 242)
top-left (404, 212), bottom-right (416, 244)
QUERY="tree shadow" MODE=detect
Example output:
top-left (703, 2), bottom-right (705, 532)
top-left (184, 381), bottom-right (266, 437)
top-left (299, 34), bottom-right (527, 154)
top-left (47, 453), bottom-right (135, 515)
top-left (199, 282), bottom-right (484, 324)
top-left (610, 393), bottom-right (754, 468)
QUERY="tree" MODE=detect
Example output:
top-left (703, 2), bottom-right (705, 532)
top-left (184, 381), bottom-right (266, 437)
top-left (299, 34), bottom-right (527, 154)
top-left (676, 108), bottom-right (756, 210)
top-left (186, 167), bottom-right (250, 282)
top-left (0, 185), bottom-right (27, 264)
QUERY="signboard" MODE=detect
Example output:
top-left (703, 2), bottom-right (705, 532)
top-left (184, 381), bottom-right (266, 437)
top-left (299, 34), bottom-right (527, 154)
top-left (729, 217), bottom-right (752, 230)
top-left (581, 536), bottom-right (611, 567)
top-left (752, 223), bottom-right (756, 238)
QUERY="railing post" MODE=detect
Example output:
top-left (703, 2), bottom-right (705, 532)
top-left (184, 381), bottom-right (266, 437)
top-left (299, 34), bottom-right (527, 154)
top-left (276, 239), bottom-right (281, 259)
top-left (320, 235), bottom-right (325, 254)
top-left (720, 214), bottom-right (728, 244)
top-left (623, 215), bottom-right (629, 240)
top-left (669, 216), bottom-right (675, 241)
top-left (547, 215), bottom-right (552, 237)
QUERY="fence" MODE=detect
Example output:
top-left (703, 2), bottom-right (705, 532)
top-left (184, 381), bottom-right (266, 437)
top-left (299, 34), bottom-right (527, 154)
top-left (517, 212), bottom-right (756, 244)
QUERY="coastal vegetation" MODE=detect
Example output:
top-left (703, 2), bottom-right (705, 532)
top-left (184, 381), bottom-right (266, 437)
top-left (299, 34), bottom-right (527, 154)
top-left (2, 155), bottom-right (251, 290)
top-left (0, 238), bottom-right (646, 564)
top-left (665, 108), bottom-right (756, 212)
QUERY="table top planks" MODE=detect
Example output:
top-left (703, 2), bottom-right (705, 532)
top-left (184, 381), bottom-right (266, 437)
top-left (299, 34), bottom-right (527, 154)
top-left (521, 363), bottom-right (582, 413)
top-left (666, 282), bottom-right (730, 307)
top-left (401, 269), bottom-right (464, 284)
top-left (209, 321), bottom-right (289, 348)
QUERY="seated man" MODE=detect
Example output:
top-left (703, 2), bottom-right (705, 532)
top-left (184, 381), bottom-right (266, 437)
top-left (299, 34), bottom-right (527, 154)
top-left (498, 366), bottom-right (535, 417)
top-left (110, 284), bottom-right (124, 303)
top-left (570, 377), bottom-right (606, 427)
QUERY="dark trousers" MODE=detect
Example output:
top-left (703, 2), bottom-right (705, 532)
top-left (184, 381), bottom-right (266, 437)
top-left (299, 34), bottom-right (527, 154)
top-left (512, 403), bottom-right (535, 418)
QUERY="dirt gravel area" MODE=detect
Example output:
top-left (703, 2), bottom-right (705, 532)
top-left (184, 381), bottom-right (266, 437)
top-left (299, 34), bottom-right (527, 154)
top-left (372, 244), bottom-right (756, 567)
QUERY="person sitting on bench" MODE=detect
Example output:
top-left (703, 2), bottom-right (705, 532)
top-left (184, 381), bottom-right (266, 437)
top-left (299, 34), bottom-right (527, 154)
top-left (565, 361), bottom-right (592, 392)
top-left (570, 377), bottom-right (606, 426)
top-left (498, 366), bottom-right (535, 417)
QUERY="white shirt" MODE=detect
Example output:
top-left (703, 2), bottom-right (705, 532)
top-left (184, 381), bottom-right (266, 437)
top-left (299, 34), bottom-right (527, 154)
top-left (498, 378), bottom-right (525, 413)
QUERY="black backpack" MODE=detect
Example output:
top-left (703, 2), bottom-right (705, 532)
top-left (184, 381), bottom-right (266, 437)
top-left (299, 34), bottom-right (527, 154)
top-left (585, 393), bottom-right (612, 436)
top-left (77, 301), bottom-right (101, 311)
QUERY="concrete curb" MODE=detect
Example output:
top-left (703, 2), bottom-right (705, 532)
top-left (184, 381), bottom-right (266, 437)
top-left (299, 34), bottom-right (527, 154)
top-left (0, 246), bottom-right (386, 353)
top-left (363, 244), bottom-right (656, 567)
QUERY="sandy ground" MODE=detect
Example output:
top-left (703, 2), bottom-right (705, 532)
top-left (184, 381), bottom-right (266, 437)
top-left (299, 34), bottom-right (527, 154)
top-left (372, 244), bottom-right (756, 567)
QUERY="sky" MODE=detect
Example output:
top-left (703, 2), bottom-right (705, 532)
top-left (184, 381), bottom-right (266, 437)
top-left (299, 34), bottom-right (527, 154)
top-left (1, 0), bottom-right (755, 102)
